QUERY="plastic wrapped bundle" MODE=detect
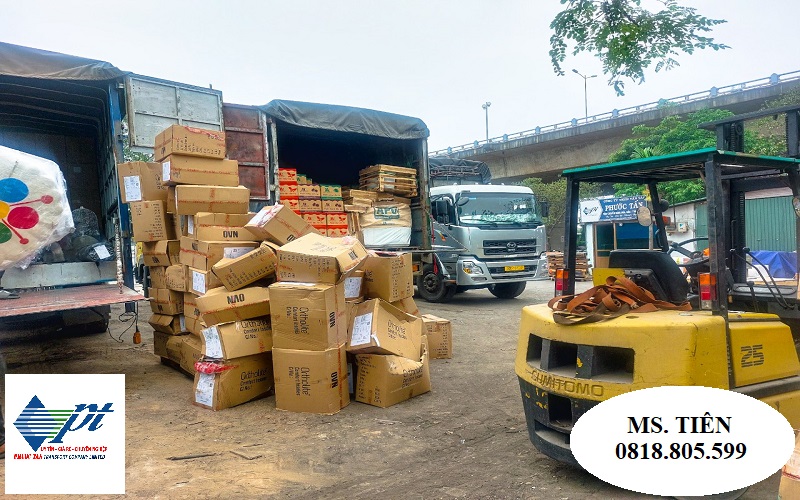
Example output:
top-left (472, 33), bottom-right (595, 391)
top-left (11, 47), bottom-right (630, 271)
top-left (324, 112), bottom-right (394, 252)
top-left (0, 145), bottom-right (74, 270)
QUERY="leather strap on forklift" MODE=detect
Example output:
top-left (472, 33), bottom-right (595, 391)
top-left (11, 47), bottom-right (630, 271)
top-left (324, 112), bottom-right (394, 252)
top-left (547, 275), bottom-right (691, 325)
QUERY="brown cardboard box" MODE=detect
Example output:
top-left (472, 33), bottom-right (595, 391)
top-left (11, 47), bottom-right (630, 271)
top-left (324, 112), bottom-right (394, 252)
top-left (173, 185), bottom-right (250, 215)
top-left (322, 199), bottom-right (345, 212)
top-left (179, 237), bottom-right (259, 271)
top-left (326, 213), bottom-right (348, 226)
top-left (344, 270), bottom-right (365, 302)
top-left (245, 204), bottom-right (319, 245)
top-left (273, 344), bottom-right (349, 414)
top-left (283, 198), bottom-right (300, 212)
top-left (320, 184), bottom-right (342, 199)
top-left (277, 168), bottom-right (297, 183)
top-left (148, 287), bottom-right (184, 315)
top-left (153, 331), bottom-right (187, 362)
top-left (279, 182), bottom-right (299, 199)
top-left (185, 212), bottom-right (256, 241)
top-left (180, 335), bottom-right (203, 375)
top-left (187, 267), bottom-right (223, 296)
top-left (269, 282), bottom-right (346, 351)
top-left (142, 240), bottom-right (181, 267)
top-left (165, 264), bottom-right (188, 292)
top-left (277, 233), bottom-right (368, 284)
top-left (183, 293), bottom-right (207, 336)
top-left (193, 352), bottom-right (274, 411)
top-left (390, 296), bottom-right (420, 317)
top-left (421, 314), bottom-right (452, 359)
top-left (154, 125), bottom-right (226, 162)
top-left (161, 155), bottom-right (239, 187)
top-left (200, 317), bottom-right (272, 359)
top-left (149, 266), bottom-right (168, 289)
top-left (355, 339), bottom-right (431, 408)
top-left (299, 199), bottom-right (323, 212)
top-left (347, 299), bottom-right (422, 359)
top-left (363, 252), bottom-right (413, 302)
top-left (298, 184), bottom-right (321, 198)
top-left (130, 201), bottom-right (175, 242)
top-left (211, 242), bottom-right (278, 291)
top-left (117, 161), bottom-right (167, 203)
top-left (302, 212), bottom-right (327, 227)
top-left (326, 227), bottom-right (349, 238)
top-left (195, 285), bottom-right (271, 326)
top-left (148, 314), bottom-right (187, 335)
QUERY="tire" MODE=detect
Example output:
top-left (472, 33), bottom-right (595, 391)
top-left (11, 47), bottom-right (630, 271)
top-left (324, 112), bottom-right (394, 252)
top-left (488, 281), bottom-right (527, 299)
top-left (416, 265), bottom-right (457, 303)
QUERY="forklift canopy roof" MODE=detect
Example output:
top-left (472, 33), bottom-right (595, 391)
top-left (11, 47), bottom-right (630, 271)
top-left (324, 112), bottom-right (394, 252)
top-left (260, 99), bottom-right (429, 140)
top-left (0, 41), bottom-right (124, 81)
top-left (562, 148), bottom-right (800, 184)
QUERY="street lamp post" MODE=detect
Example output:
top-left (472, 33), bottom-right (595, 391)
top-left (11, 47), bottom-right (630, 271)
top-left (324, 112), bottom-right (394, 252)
top-left (572, 69), bottom-right (597, 121)
top-left (482, 101), bottom-right (491, 141)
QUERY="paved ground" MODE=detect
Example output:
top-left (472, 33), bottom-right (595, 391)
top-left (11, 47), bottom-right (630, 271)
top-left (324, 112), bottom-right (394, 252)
top-left (0, 280), bottom-right (781, 498)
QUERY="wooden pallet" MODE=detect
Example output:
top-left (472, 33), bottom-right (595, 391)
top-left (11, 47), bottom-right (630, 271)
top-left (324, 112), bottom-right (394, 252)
top-left (360, 164), bottom-right (417, 177)
top-left (359, 177), bottom-right (418, 197)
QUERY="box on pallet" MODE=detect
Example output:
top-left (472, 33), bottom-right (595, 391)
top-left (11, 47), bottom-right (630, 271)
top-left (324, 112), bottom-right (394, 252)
top-left (184, 213), bottom-right (256, 241)
top-left (355, 338), bottom-right (430, 408)
top-left (195, 285), bottom-right (271, 326)
top-left (362, 252), bottom-right (413, 302)
top-left (277, 233), bottom-right (367, 284)
top-left (179, 237), bottom-right (259, 271)
top-left (154, 125), bottom-right (226, 162)
top-left (186, 267), bottom-right (223, 295)
top-left (130, 201), bottom-right (175, 242)
top-left (200, 317), bottom-right (272, 359)
top-left (347, 299), bottom-right (422, 359)
top-left (211, 242), bottom-right (279, 291)
top-left (421, 314), bottom-right (452, 359)
top-left (117, 161), bottom-right (167, 203)
top-left (269, 282), bottom-right (346, 351)
top-left (273, 344), bottom-right (349, 414)
top-left (245, 204), bottom-right (319, 245)
top-left (148, 314), bottom-right (187, 335)
top-left (165, 264), bottom-right (188, 292)
top-left (193, 352), bottom-right (274, 411)
top-left (161, 155), bottom-right (239, 187)
top-left (173, 185), bottom-right (250, 215)
top-left (142, 240), bottom-right (180, 267)
top-left (148, 287), bottom-right (184, 315)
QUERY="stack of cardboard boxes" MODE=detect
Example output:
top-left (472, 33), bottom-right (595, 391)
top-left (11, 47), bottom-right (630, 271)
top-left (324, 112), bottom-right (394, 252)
top-left (277, 168), bottom-right (347, 238)
top-left (343, 188), bottom-right (413, 248)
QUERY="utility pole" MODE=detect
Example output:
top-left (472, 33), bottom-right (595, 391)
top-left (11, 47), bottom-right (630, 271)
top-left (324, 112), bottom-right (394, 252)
top-left (572, 69), bottom-right (597, 121)
top-left (482, 101), bottom-right (491, 141)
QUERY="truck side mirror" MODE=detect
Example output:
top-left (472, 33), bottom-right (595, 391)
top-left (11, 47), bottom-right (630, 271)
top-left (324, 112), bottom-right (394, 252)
top-left (434, 199), bottom-right (450, 224)
top-left (539, 201), bottom-right (549, 218)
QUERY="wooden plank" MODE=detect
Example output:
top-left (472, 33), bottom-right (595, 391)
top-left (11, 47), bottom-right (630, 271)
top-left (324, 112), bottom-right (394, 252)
top-left (360, 164), bottom-right (417, 176)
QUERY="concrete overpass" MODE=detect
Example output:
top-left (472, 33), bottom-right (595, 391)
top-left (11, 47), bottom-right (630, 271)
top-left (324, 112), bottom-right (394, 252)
top-left (431, 70), bottom-right (800, 182)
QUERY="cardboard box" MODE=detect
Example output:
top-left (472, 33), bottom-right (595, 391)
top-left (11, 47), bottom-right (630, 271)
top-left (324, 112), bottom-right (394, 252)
top-left (355, 339), bottom-right (430, 408)
top-left (187, 267), bottom-right (223, 296)
top-left (149, 266), bottom-right (167, 289)
top-left (130, 201), bottom-right (175, 242)
top-left (421, 314), bottom-right (452, 359)
top-left (282, 198), bottom-right (300, 212)
top-left (153, 331), bottom-right (187, 361)
top-left (193, 352), bottom-right (274, 411)
top-left (183, 293), bottom-right (207, 336)
top-left (161, 155), bottom-right (239, 187)
top-left (362, 252), bottom-right (413, 302)
top-left (148, 287), bottom-right (184, 315)
top-left (195, 285), bottom-right (271, 326)
top-left (390, 296), bottom-right (420, 317)
top-left (154, 125), bottom-right (226, 162)
top-left (347, 299), bottom-right (422, 359)
top-left (326, 227), bottom-right (349, 238)
top-left (185, 212), bottom-right (256, 241)
top-left (270, 282), bottom-right (346, 351)
top-left (326, 213), bottom-right (348, 226)
top-left (277, 233), bottom-right (368, 284)
top-left (322, 199), bottom-right (345, 212)
top-left (302, 212), bottom-right (327, 226)
top-left (344, 270), bottom-right (365, 302)
top-left (298, 184), bottom-right (321, 199)
top-left (360, 199), bottom-right (412, 228)
top-left (117, 161), bottom-right (167, 203)
top-left (279, 183), bottom-right (299, 199)
top-left (320, 184), bottom-right (342, 199)
top-left (245, 204), bottom-right (319, 245)
top-left (200, 317), bottom-right (272, 359)
top-left (165, 264), bottom-right (188, 292)
top-left (173, 185), bottom-right (250, 215)
top-left (299, 199), bottom-right (322, 212)
top-left (296, 173), bottom-right (308, 185)
top-left (179, 237), bottom-right (259, 271)
top-left (149, 313), bottom-right (187, 335)
top-left (273, 344), bottom-right (349, 414)
top-left (142, 240), bottom-right (181, 267)
top-left (180, 335), bottom-right (203, 375)
top-left (278, 168), bottom-right (297, 183)
top-left (211, 242), bottom-right (278, 291)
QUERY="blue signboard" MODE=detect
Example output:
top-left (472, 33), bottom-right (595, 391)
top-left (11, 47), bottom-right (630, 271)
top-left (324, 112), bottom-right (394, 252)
top-left (580, 195), bottom-right (647, 222)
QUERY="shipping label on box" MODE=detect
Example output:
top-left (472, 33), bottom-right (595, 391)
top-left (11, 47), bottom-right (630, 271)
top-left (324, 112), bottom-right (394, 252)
top-left (161, 155), bottom-right (239, 187)
top-left (149, 266), bottom-right (168, 289)
top-left (277, 233), bottom-right (368, 284)
top-left (195, 285), bottom-right (271, 326)
top-left (355, 339), bottom-right (430, 408)
top-left (347, 299), bottom-right (422, 359)
top-left (155, 125), bottom-right (226, 162)
top-left (269, 282), bottom-right (346, 351)
top-left (149, 313), bottom-right (187, 335)
top-left (118, 161), bottom-right (167, 203)
top-left (278, 168), bottom-right (297, 183)
top-left (188, 212), bottom-right (256, 241)
top-left (320, 184), bottom-right (342, 199)
top-left (299, 199), bottom-right (322, 212)
top-left (165, 264), bottom-right (188, 292)
top-left (245, 204), bottom-right (319, 245)
top-left (200, 317), bottom-right (272, 359)
top-left (322, 199), bottom-right (345, 212)
top-left (173, 185), bottom-right (250, 215)
top-left (298, 184), bottom-right (321, 199)
top-left (326, 212), bottom-right (348, 226)
top-left (187, 267), bottom-right (223, 296)
top-left (363, 252), bottom-right (413, 302)
top-left (179, 237), bottom-right (259, 271)
top-left (390, 296), bottom-right (420, 317)
top-left (130, 201), bottom-right (175, 242)
top-left (148, 287), bottom-right (184, 315)
top-left (421, 314), bottom-right (452, 359)
top-left (181, 335), bottom-right (203, 375)
top-left (344, 270), bottom-right (364, 302)
top-left (211, 241), bottom-right (278, 292)
top-left (302, 212), bottom-right (327, 226)
top-left (193, 352), bottom-right (274, 411)
top-left (272, 344), bottom-right (349, 414)
top-left (279, 183), bottom-right (299, 199)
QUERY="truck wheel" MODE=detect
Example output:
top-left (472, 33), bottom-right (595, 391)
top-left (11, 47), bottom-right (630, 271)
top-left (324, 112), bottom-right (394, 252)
top-left (417, 265), bottom-right (457, 303)
top-left (489, 281), bottom-right (526, 299)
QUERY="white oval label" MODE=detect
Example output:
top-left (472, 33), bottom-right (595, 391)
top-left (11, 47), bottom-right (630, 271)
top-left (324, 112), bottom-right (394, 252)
top-left (571, 385), bottom-right (795, 497)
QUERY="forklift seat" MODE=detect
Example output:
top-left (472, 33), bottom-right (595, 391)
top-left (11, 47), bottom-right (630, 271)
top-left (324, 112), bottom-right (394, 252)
top-left (609, 250), bottom-right (689, 303)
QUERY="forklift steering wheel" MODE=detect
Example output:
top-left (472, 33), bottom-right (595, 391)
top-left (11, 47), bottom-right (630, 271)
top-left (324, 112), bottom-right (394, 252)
top-left (668, 237), bottom-right (710, 269)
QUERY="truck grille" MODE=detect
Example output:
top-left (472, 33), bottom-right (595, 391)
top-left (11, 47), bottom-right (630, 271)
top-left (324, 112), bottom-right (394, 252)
top-left (483, 239), bottom-right (537, 255)
top-left (487, 265), bottom-right (536, 274)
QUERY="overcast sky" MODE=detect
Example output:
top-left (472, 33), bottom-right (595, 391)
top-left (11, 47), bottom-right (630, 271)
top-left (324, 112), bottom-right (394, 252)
top-left (3, 1), bottom-right (798, 151)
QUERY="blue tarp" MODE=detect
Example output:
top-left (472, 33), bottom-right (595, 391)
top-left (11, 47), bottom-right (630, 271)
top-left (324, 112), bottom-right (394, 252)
top-left (750, 251), bottom-right (798, 278)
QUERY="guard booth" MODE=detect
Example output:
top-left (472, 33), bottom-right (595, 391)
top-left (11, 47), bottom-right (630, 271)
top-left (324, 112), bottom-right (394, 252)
top-left (580, 195), bottom-right (653, 269)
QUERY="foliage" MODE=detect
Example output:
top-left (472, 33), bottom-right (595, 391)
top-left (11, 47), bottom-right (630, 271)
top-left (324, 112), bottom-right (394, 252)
top-left (549, 0), bottom-right (729, 95)
top-left (522, 177), bottom-right (603, 243)
top-left (123, 137), bottom-right (153, 162)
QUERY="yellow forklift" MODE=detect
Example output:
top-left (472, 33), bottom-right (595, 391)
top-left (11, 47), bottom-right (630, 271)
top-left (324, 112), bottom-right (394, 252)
top-left (516, 107), bottom-right (800, 468)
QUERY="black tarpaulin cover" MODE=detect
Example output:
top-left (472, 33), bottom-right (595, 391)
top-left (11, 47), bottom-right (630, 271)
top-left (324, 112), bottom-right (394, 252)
top-left (260, 99), bottom-right (429, 140)
top-left (429, 157), bottom-right (492, 183)
top-left (0, 42), bottom-right (124, 81)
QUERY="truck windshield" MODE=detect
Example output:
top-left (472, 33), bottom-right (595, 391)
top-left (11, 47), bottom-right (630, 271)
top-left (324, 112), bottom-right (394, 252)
top-left (457, 192), bottom-right (541, 226)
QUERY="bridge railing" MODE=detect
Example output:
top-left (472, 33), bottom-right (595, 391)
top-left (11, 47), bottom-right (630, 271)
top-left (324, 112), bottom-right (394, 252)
top-left (431, 70), bottom-right (800, 157)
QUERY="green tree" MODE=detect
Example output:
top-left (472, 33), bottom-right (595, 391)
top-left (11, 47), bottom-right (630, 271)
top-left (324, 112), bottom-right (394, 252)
top-left (522, 177), bottom-right (603, 245)
top-left (550, 0), bottom-right (729, 95)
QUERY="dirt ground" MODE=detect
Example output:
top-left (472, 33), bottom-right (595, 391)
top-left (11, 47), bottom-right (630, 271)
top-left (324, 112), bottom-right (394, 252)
top-left (0, 281), bottom-right (781, 499)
